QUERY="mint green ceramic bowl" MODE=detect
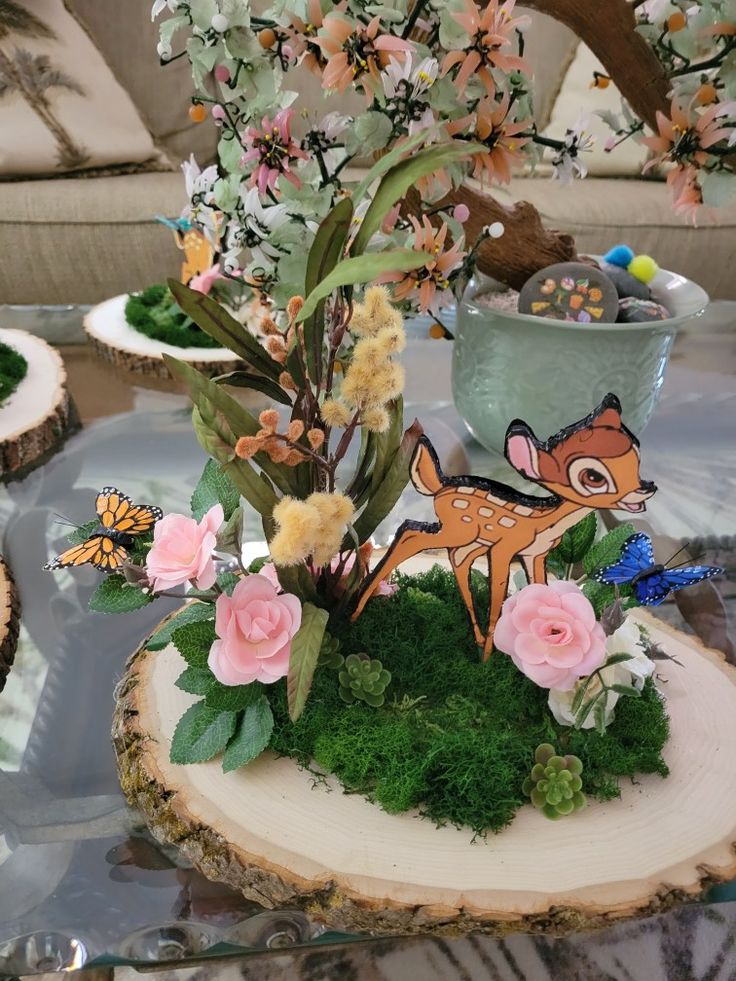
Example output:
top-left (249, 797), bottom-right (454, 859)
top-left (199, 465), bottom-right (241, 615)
top-left (452, 266), bottom-right (709, 453)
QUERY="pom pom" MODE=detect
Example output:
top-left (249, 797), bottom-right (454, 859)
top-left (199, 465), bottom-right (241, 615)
top-left (211, 13), bottom-right (229, 32)
top-left (214, 64), bottom-right (231, 83)
top-left (321, 398), bottom-right (352, 428)
top-left (307, 427), bottom-right (325, 449)
top-left (286, 296), bottom-right (304, 321)
top-left (627, 254), bottom-right (659, 284)
top-left (287, 419), bottom-right (305, 441)
top-left (235, 435), bottom-right (262, 460)
top-left (486, 221), bottom-right (504, 239)
top-left (453, 204), bottom-right (470, 223)
top-left (603, 244), bottom-right (634, 269)
top-left (258, 409), bottom-right (280, 432)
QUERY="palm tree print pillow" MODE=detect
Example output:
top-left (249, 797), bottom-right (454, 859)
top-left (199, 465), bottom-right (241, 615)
top-left (0, 0), bottom-right (169, 177)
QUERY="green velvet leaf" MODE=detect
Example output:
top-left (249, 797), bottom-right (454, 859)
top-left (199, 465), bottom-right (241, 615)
top-left (147, 602), bottom-right (214, 652)
top-left (222, 696), bottom-right (274, 772)
top-left (191, 459), bottom-right (241, 521)
top-left (298, 250), bottom-right (434, 323)
top-left (287, 602), bottom-right (329, 722)
top-left (88, 575), bottom-right (153, 614)
top-left (352, 419), bottom-right (424, 544)
top-left (583, 523), bottom-right (636, 575)
top-left (206, 679), bottom-right (262, 712)
top-left (350, 141), bottom-right (478, 257)
top-left (550, 512), bottom-right (597, 566)
top-left (168, 280), bottom-right (281, 379)
top-left (170, 701), bottom-right (237, 764)
top-left (176, 667), bottom-right (214, 696)
top-left (66, 519), bottom-right (99, 546)
top-left (214, 371), bottom-right (292, 406)
top-left (215, 506), bottom-right (244, 558)
top-left (172, 620), bottom-right (217, 669)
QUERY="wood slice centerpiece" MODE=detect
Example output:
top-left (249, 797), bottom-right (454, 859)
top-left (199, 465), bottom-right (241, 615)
top-left (84, 295), bottom-right (242, 380)
top-left (0, 557), bottom-right (20, 693)
top-left (113, 573), bottom-right (736, 937)
top-left (0, 328), bottom-right (78, 481)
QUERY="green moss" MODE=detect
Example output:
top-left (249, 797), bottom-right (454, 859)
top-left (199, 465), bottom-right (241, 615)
top-left (125, 284), bottom-right (222, 350)
top-left (268, 567), bottom-right (670, 836)
top-left (0, 340), bottom-right (28, 405)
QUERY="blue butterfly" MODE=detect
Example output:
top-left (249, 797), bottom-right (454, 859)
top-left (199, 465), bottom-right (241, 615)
top-left (592, 532), bottom-right (723, 606)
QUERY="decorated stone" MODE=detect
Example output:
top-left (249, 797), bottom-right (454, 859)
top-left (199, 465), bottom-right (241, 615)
top-left (518, 262), bottom-right (619, 323)
top-left (602, 263), bottom-right (652, 301)
top-left (617, 297), bottom-right (671, 323)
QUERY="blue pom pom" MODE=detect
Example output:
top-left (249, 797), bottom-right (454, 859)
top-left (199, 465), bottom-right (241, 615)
top-left (603, 244), bottom-right (635, 269)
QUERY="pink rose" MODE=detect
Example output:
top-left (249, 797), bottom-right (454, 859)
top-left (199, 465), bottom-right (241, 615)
top-left (494, 581), bottom-right (606, 691)
top-left (146, 504), bottom-right (223, 593)
top-left (208, 574), bottom-right (302, 686)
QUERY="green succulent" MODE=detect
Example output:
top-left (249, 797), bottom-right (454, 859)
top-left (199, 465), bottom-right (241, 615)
top-left (522, 743), bottom-right (586, 820)
top-left (338, 653), bottom-right (391, 708)
top-left (318, 632), bottom-right (344, 670)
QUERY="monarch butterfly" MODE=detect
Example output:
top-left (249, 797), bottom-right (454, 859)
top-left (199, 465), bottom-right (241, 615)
top-left (44, 487), bottom-right (162, 573)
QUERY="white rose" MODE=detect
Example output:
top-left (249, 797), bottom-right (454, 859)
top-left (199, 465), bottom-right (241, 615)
top-left (548, 615), bottom-right (655, 729)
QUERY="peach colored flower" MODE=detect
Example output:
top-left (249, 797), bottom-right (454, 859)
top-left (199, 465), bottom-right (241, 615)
top-left (642, 98), bottom-right (736, 170)
top-left (668, 164), bottom-right (703, 222)
top-left (467, 92), bottom-right (531, 183)
top-left (314, 13), bottom-right (413, 95)
top-left (379, 216), bottom-right (466, 314)
top-left (494, 581), bottom-right (606, 691)
top-left (441, 0), bottom-right (530, 98)
top-left (146, 504), bottom-right (223, 593)
top-left (189, 263), bottom-right (223, 295)
top-left (242, 109), bottom-right (309, 195)
top-left (208, 574), bottom-right (302, 686)
top-left (284, 0), bottom-right (343, 73)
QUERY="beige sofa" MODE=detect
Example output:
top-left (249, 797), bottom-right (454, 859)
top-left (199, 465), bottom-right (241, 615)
top-left (0, 2), bottom-right (734, 305)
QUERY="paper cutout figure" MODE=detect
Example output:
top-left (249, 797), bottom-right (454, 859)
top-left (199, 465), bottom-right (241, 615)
top-left (592, 532), bottom-right (722, 605)
top-left (155, 216), bottom-right (218, 285)
top-left (44, 487), bottom-right (162, 573)
top-left (352, 395), bottom-right (656, 658)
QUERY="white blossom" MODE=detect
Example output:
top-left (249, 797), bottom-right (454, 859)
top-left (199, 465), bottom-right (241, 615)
top-left (551, 116), bottom-right (595, 183)
top-left (223, 187), bottom-right (291, 271)
top-left (151, 0), bottom-right (179, 20)
top-left (548, 617), bottom-right (655, 730)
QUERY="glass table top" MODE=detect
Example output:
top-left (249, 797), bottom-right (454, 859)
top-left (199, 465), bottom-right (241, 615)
top-left (0, 306), bottom-right (734, 977)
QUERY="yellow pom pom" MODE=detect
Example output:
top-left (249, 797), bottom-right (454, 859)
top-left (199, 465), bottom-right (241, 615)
top-left (628, 254), bottom-right (659, 284)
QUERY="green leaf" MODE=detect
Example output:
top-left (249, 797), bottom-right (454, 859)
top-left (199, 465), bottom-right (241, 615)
top-left (176, 667), bottom-right (214, 696)
top-left (298, 250), bottom-right (434, 323)
top-left (67, 519), bottom-right (99, 545)
top-left (222, 696), bottom-right (274, 772)
top-left (275, 563), bottom-right (321, 604)
top-left (550, 512), bottom-right (597, 566)
top-left (215, 371), bottom-right (292, 406)
top-left (303, 197), bottom-right (354, 383)
top-left (170, 701), bottom-right (237, 764)
top-left (168, 280), bottom-right (281, 380)
top-left (206, 679), bottom-right (262, 712)
top-left (216, 571), bottom-right (239, 595)
top-left (583, 523), bottom-right (636, 575)
top-left (352, 419), bottom-right (423, 544)
top-left (215, 505), bottom-right (244, 557)
top-left (350, 141), bottom-right (478, 257)
top-left (603, 652), bottom-right (635, 667)
top-left (350, 130), bottom-right (438, 205)
top-left (287, 602), bottom-right (329, 722)
top-left (172, 619), bottom-right (217, 669)
top-left (88, 575), bottom-right (153, 614)
top-left (147, 602), bottom-right (214, 651)
top-left (191, 459), bottom-right (241, 521)
top-left (610, 683), bottom-right (641, 697)
top-left (581, 579), bottom-right (617, 618)
top-left (370, 396), bottom-right (403, 495)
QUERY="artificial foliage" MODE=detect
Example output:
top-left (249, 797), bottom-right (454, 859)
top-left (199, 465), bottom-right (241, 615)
top-left (522, 744), bottom-right (586, 820)
top-left (0, 340), bottom-right (28, 405)
top-left (267, 566), bottom-right (669, 835)
top-left (125, 284), bottom-right (223, 349)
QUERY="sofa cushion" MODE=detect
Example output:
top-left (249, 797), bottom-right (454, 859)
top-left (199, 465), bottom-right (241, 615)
top-left (0, 0), bottom-right (169, 178)
top-left (70, 0), bottom-right (218, 166)
top-left (0, 172), bottom-right (187, 304)
top-left (501, 177), bottom-right (736, 300)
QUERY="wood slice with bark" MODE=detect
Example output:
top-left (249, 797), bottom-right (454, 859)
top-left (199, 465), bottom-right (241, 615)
top-left (112, 600), bottom-right (736, 937)
top-left (84, 296), bottom-right (242, 380)
top-left (0, 556), bottom-right (20, 693)
top-left (0, 328), bottom-right (79, 482)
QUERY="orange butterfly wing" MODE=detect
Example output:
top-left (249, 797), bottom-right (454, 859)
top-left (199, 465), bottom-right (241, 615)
top-left (43, 535), bottom-right (128, 572)
top-left (96, 486), bottom-right (163, 535)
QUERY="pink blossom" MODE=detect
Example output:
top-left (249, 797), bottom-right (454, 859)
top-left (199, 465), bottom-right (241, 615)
top-left (146, 504), bottom-right (223, 593)
top-left (208, 574), bottom-right (302, 686)
top-left (494, 581), bottom-right (606, 691)
top-left (189, 263), bottom-right (223, 295)
top-left (242, 109), bottom-right (309, 195)
top-left (453, 204), bottom-right (470, 222)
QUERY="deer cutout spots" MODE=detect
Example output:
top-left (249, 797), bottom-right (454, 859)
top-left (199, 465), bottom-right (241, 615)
top-left (498, 516), bottom-right (516, 528)
top-left (478, 507), bottom-right (494, 517)
top-left (452, 500), bottom-right (470, 510)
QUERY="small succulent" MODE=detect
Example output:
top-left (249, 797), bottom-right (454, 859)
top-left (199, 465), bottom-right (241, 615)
top-left (338, 653), bottom-right (391, 707)
top-left (522, 743), bottom-right (586, 820)
top-left (318, 632), bottom-right (344, 670)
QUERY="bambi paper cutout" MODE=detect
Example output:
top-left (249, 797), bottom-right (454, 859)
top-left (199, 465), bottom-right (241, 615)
top-left (353, 394), bottom-right (656, 658)
top-left (155, 216), bottom-right (218, 285)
